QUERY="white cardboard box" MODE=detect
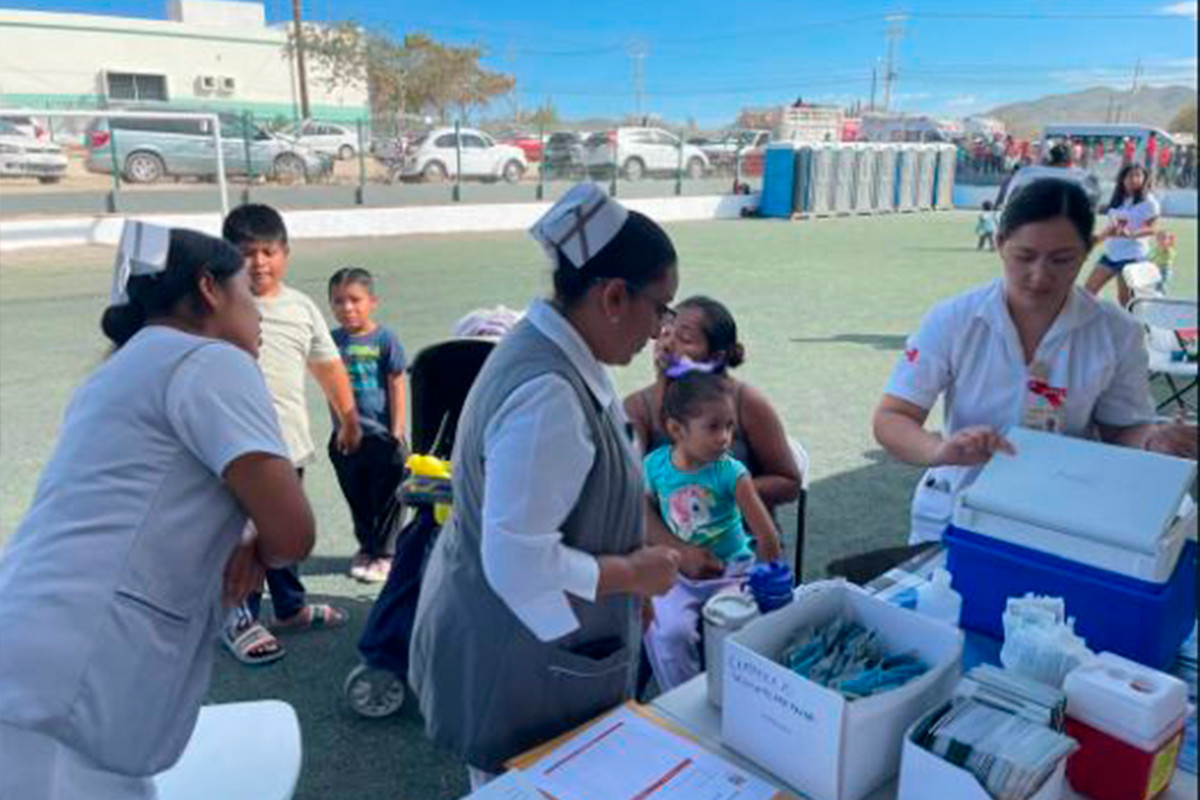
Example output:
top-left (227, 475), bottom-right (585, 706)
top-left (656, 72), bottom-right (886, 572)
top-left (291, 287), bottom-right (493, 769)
top-left (721, 581), bottom-right (963, 800)
top-left (896, 706), bottom-right (1066, 800)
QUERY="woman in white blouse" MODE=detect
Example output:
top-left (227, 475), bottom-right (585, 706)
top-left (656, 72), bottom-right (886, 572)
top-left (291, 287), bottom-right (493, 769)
top-left (0, 225), bottom-right (313, 798)
top-left (874, 177), bottom-right (1195, 545)
top-left (408, 184), bottom-right (681, 788)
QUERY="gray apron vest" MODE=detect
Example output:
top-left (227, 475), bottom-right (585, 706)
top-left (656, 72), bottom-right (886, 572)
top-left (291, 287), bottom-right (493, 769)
top-left (408, 318), bottom-right (645, 772)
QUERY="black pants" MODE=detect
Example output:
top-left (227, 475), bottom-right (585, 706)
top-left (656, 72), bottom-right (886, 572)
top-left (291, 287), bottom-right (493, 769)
top-left (329, 432), bottom-right (408, 558)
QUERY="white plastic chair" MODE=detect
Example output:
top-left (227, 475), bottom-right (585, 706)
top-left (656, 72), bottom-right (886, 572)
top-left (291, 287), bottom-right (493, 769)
top-left (1121, 260), bottom-right (1167, 301)
top-left (787, 437), bottom-right (811, 582)
top-left (1128, 296), bottom-right (1198, 419)
top-left (154, 700), bottom-right (301, 800)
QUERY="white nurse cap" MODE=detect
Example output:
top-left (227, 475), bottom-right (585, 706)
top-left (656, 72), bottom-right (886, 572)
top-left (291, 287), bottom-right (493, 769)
top-left (529, 182), bottom-right (629, 269)
top-left (110, 220), bottom-right (171, 304)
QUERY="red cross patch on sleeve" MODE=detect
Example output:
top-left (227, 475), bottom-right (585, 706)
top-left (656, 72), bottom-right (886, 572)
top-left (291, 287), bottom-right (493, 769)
top-left (904, 347), bottom-right (919, 364)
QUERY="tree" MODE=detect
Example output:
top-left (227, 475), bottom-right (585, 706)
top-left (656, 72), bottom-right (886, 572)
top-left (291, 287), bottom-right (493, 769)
top-left (288, 24), bottom-right (515, 124)
top-left (527, 100), bottom-right (559, 130)
top-left (1169, 103), bottom-right (1197, 134)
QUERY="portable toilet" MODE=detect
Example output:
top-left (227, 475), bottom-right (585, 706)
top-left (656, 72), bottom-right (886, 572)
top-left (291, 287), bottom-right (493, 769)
top-left (852, 144), bottom-right (877, 214)
top-left (809, 144), bottom-right (838, 216)
top-left (792, 144), bottom-right (815, 216)
top-left (933, 144), bottom-right (957, 209)
top-left (759, 142), bottom-right (799, 218)
top-left (832, 145), bottom-right (856, 215)
top-left (896, 145), bottom-right (919, 212)
top-left (915, 145), bottom-right (937, 210)
top-left (875, 145), bottom-right (897, 213)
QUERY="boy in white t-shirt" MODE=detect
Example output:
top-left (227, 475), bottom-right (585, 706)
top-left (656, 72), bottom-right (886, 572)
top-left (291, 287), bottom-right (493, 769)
top-left (1084, 163), bottom-right (1160, 308)
top-left (220, 204), bottom-right (362, 665)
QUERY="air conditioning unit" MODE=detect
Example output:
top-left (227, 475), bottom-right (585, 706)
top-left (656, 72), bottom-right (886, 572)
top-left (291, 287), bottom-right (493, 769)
top-left (218, 76), bottom-right (236, 95)
top-left (196, 75), bottom-right (217, 93)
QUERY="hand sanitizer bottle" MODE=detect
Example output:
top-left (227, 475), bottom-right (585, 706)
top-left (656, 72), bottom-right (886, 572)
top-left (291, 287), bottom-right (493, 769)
top-left (916, 568), bottom-right (962, 627)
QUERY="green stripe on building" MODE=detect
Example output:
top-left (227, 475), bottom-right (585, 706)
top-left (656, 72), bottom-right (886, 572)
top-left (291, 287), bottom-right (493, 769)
top-left (1, 93), bottom-right (369, 125)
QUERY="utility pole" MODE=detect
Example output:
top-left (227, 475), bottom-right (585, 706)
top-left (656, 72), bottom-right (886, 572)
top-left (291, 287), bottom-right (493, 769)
top-left (628, 39), bottom-right (648, 121)
top-left (505, 42), bottom-right (520, 125)
top-left (291, 0), bottom-right (311, 120)
top-left (881, 15), bottom-right (905, 113)
top-left (1123, 58), bottom-right (1143, 125)
top-left (869, 61), bottom-right (878, 111)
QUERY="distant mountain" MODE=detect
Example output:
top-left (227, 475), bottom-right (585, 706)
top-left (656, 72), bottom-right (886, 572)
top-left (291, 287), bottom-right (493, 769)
top-left (985, 86), bottom-right (1197, 138)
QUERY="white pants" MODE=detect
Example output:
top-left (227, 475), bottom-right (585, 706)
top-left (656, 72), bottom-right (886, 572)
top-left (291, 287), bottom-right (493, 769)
top-left (0, 723), bottom-right (157, 800)
top-left (643, 574), bottom-right (741, 692)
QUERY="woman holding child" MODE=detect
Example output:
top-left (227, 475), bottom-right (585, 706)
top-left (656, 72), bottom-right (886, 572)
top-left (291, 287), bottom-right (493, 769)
top-left (408, 184), bottom-right (683, 788)
top-left (625, 297), bottom-right (802, 578)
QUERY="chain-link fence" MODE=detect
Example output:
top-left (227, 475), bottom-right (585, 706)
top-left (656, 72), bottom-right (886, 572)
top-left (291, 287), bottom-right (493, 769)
top-left (1, 106), bottom-right (1194, 218)
top-left (0, 108), bottom-right (764, 218)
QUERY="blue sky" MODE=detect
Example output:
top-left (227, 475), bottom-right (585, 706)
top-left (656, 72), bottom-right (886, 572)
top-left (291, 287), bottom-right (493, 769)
top-left (8, 0), bottom-right (1198, 125)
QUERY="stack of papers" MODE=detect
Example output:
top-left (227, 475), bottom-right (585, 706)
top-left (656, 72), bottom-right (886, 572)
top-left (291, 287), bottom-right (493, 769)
top-left (519, 706), bottom-right (783, 800)
top-left (956, 664), bottom-right (1067, 729)
top-left (911, 666), bottom-right (1076, 800)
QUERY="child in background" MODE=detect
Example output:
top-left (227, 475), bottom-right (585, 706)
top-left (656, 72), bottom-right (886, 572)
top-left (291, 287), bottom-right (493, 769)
top-left (643, 369), bottom-right (781, 691)
top-left (976, 200), bottom-right (997, 251)
top-left (1150, 230), bottom-right (1177, 290)
top-left (327, 267), bottom-right (408, 583)
top-left (219, 203), bottom-right (359, 665)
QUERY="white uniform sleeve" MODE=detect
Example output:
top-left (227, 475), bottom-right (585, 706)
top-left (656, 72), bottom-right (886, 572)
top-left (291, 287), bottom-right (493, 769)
top-left (1093, 316), bottom-right (1156, 428)
top-left (883, 302), bottom-right (955, 411)
top-left (305, 295), bottom-right (340, 363)
top-left (481, 374), bottom-right (602, 642)
top-left (165, 343), bottom-right (290, 476)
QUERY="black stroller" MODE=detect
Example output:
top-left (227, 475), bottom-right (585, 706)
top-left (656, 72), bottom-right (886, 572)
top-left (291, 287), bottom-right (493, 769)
top-left (343, 337), bottom-right (495, 718)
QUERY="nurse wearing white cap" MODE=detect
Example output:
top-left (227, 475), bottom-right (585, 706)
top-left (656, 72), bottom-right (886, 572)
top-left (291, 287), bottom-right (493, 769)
top-left (408, 184), bottom-right (682, 787)
top-left (0, 223), bottom-right (313, 798)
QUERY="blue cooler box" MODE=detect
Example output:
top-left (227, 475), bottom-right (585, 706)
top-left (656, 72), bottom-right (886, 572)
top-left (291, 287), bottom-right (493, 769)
top-left (945, 527), bottom-right (1196, 670)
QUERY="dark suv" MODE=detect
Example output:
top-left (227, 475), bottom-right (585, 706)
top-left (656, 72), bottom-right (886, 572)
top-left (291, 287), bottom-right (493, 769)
top-left (543, 131), bottom-right (586, 179)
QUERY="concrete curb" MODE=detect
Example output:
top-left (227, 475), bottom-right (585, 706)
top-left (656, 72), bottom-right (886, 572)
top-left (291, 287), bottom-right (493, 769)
top-left (0, 194), bottom-right (760, 252)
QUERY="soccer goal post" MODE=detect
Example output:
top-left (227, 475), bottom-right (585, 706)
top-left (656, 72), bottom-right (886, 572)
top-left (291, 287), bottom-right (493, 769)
top-left (0, 108), bottom-right (231, 217)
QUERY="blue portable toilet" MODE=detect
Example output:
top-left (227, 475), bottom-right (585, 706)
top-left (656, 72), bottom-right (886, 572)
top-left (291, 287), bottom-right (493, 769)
top-left (760, 142), bottom-right (798, 218)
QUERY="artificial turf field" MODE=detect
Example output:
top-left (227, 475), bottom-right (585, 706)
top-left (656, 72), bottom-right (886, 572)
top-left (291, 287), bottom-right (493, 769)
top-left (1, 210), bottom-right (1195, 798)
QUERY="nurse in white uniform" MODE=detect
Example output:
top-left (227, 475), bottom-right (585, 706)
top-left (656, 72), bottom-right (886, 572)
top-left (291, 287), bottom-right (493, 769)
top-left (873, 177), bottom-right (1197, 544)
top-left (0, 224), bottom-right (315, 799)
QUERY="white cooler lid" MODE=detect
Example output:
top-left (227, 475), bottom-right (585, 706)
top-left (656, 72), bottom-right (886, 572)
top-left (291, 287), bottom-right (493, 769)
top-left (959, 428), bottom-right (1196, 554)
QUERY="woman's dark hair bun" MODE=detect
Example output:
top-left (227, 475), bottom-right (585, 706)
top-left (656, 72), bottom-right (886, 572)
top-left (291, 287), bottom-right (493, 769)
top-left (726, 342), bottom-right (746, 369)
top-left (101, 303), bottom-right (148, 348)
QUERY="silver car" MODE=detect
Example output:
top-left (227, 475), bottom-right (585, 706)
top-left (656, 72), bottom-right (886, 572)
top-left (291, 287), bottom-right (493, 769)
top-left (84, 112), bottom-right (331, 184)
top-left (0, 119), bottom-right (67, 183)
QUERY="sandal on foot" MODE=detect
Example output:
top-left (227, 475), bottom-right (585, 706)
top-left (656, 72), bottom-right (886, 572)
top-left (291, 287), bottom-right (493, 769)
top-left (221, 621), bottom-right (286, 666)
top-left (270, 603), bottom-right (348, 633)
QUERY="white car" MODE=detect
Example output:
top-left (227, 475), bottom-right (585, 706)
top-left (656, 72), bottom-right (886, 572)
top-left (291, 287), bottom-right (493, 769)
top-left (0, 115), bottom-right (48, 141)
top-left (584, 127), bottom-right (709, 180)
top-left (0, 119), bottom-right (67, 183)
top-left (277, 120), bottom-right (364, 160)
top-left (399, 127), bottom-right (527, 183)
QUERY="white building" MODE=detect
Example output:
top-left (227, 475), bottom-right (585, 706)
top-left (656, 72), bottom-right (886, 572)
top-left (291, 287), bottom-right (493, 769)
top-left (0, 0), bottom-right (367, 124)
